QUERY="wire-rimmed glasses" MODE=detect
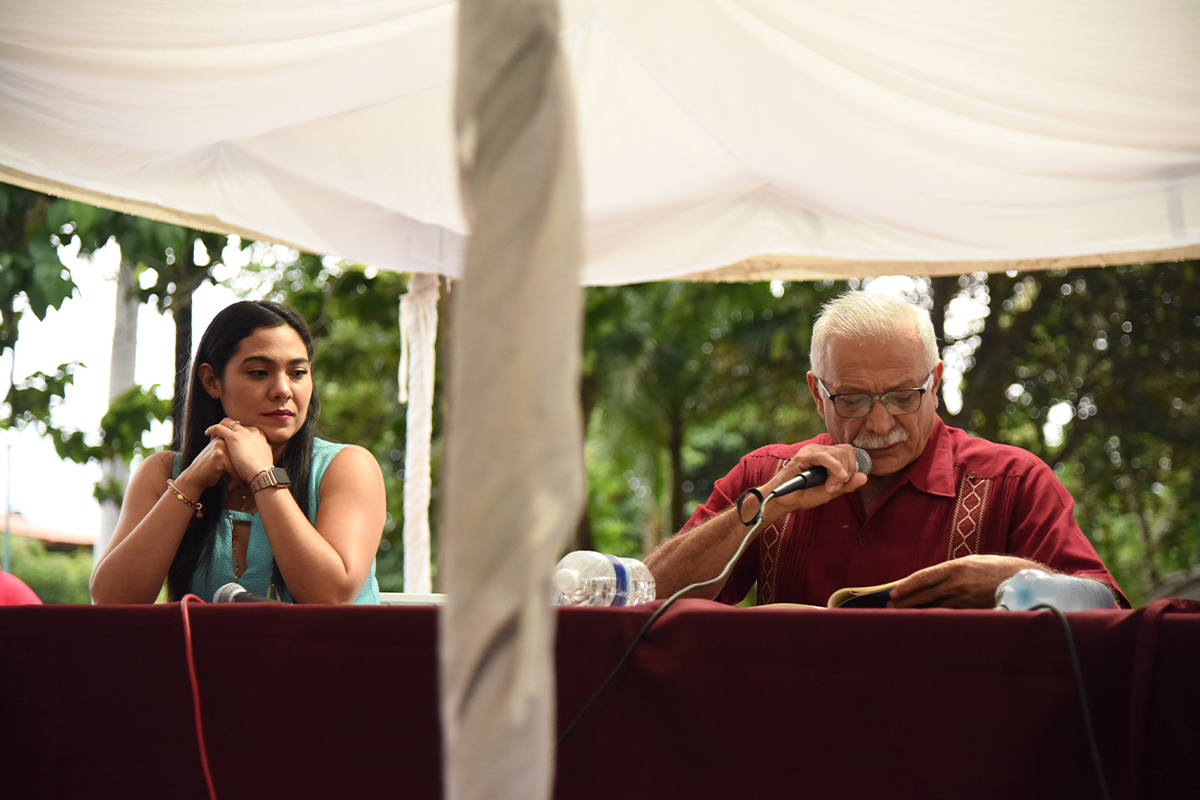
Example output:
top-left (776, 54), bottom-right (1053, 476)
top-left (816, 371), bottom-right (933, 418)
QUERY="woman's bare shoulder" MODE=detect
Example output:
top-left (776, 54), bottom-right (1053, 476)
top-left (327, 444), bottom-right (383, 477)
top-left (136, 450), bottom-right (178, 482)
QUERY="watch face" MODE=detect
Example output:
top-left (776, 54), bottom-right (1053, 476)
top-left (252, 466), bottom-right (292, 493)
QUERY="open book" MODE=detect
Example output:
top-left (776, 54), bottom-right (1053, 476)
top-left (772, 579), bottom-right (902, 609)
top-left (825, 580), bottom-right (901, 608)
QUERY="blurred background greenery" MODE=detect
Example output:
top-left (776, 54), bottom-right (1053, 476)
top-left (3, 184), bottom-right (1197, 606)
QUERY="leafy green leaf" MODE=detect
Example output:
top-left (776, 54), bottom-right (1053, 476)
top-left (2, 363), bottom-right (81, 430)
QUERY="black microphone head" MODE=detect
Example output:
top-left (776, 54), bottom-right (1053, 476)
top-left (213, 582), bottom-right (247, 603)
top-left (853, 447), bottom-right (873, 476)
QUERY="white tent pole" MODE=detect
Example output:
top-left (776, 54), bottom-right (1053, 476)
top-left (440, 0), bottom-right (584, 798)
top-left (398, 272), bottom-right (439, 593)
top-left (96, 257), bottom-right (138, 565)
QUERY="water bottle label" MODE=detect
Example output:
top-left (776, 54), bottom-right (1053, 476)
top-left (605, 555), bottom-right (630, 607)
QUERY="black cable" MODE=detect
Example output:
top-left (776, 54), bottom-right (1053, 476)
top-left (554, 585), bottom-right (679, 746)
top-left (1031, 603), bottom-right (1110, 800)
top-left (557, 488), bottom-right (774, 746)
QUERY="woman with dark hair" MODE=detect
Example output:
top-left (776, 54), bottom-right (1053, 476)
top-left (91, 301), bottom-right (385, 604)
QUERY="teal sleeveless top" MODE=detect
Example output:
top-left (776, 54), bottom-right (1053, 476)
top-left (173, 438), bottom-right (379, 604)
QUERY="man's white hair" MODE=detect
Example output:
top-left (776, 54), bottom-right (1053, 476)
top-left (810, 291), bottom-right (939, 377)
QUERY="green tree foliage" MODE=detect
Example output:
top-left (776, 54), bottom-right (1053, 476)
top-left (5, 366), bottom-right (170, 493)
top-left (0, 186), bottom-right (78, 357)
top-left (582, 279), bottom-right (841, 556)
top-left (6, 534), bottom-right (93, 604)
top-left (0, 185), bottom-right (80, 437)
top-left (1, 188), bottom-right (178, 502)
top-left (940, 263), bottom-right (1200, 604)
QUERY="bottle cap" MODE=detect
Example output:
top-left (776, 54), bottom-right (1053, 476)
top-left (554, 569), bottom-right (582, 593)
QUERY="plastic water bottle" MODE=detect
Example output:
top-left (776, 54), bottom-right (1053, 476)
top-left (996, 569), bottom-right (1118, 611)
top-left (553, 551), bottom-right (656, 607)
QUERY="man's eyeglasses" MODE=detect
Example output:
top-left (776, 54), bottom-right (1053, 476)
top-left (816, 372), bottom-right (933, 418)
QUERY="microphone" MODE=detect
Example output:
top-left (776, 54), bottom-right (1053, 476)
top-left (772, 447), bottom-right (872, 498)
top-left (213, 582), bottom-right (283, 604)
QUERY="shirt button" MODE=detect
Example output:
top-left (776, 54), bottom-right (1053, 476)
top-left (857, 537), bottom-right (868, 546)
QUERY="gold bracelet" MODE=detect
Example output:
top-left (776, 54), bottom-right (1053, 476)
top-left (165, 479), bottom-right (203, 518)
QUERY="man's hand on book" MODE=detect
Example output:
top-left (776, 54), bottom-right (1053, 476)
top-left (888, 555), bottom-right (1047, 608)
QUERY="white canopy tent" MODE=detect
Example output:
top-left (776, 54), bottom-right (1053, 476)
top-left (3, 3), bottom-right (1199, 800)
top-left (3, 0), bottom-right (1197, 281)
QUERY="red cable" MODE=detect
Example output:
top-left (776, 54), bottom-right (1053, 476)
top-left (181, 594), bottom-right (218, 800)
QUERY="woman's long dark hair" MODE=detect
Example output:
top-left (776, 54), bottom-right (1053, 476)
top-left (166, 301), bottom-right (321, 600)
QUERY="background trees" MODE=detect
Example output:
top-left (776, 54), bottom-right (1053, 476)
top-left (584, 267), bottom-right (1200, 606)
top-left (935, 265), bottom-right (1200, 602)
top-left (3, 187), bottom-right (1196, 605)
top-left (580, 280), bottom-right (836, 555)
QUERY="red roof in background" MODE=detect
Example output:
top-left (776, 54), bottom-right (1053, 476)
top-left (3, 513), bottom-right (96, 546)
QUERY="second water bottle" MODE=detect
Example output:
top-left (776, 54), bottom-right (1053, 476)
top-left (553, 550), bottom-right (656, 606)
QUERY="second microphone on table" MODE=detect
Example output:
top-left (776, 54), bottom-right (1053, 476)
top-left (771, 447), bottom-right (872, 497)
top-left (213, 582), bottom-right (284, 604)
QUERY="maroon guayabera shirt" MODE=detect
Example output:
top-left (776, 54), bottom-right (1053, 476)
top-left (683, 418), bottom-right (1127, 607)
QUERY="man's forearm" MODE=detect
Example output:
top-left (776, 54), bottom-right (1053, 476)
top-left (645, 501), bottom-right (766, 600)
top-left (648, 443), bottom-right (866, 601)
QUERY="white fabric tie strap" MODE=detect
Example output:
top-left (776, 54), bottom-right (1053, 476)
top-left (399, 272), bottom-right (440, 594)
top-left (440, 1), bottom-right (584, 799)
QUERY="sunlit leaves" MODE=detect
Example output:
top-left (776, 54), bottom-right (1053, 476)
top-left (955, 261), bottom-right (1200, 603)
top-left (1, 363), bottom-right (80, 431)
top-left (0, 186), bottom-right (79, 355)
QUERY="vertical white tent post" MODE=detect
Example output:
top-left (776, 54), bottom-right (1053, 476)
top-left (96, 258), bottom-right (138, 564)
top-left (398, 272), bottom-right (439, 593)
top-left (440, 0), bottom-right (584, 798)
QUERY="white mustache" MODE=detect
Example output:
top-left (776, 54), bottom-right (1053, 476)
top-left (853, 428), bottom-right (909, 450)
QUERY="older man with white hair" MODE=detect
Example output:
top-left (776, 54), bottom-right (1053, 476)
top-left (646, 290), bottom-right (1125, 608)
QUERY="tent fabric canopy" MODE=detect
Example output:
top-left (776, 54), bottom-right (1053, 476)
top-left (2, 1), bottom-right (1198, 284)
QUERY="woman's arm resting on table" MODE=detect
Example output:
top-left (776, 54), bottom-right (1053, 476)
top-left (90, 451), bottom-right (212, 604)
top-left (254, 445), bottom-right (386, 604)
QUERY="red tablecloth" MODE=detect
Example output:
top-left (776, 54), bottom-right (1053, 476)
top-left (1, 599), bottom-right (1197, 799)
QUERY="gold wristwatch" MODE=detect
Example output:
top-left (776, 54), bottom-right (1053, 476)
top-left (250, 466), bottom-right (291, 493)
